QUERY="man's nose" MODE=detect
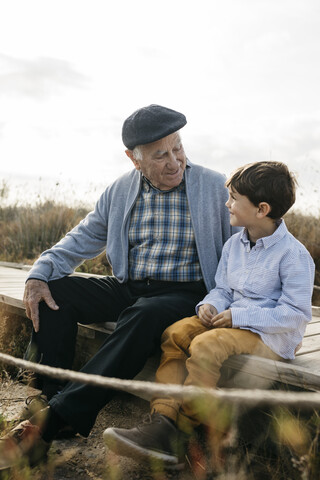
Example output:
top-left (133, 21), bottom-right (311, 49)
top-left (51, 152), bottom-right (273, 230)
top-left (166, 152), bottom-right (179, 168)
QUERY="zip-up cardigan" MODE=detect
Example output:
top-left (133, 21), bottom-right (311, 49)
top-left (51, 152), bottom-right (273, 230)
top-left (27, 160), bottom-right (235, 292)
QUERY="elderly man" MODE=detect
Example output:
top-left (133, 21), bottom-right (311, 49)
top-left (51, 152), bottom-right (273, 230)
top-left (0, 104), bottom-right (236, 469)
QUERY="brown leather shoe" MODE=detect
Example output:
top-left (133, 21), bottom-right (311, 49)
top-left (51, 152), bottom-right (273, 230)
top-left (0, 419), bottom-right (50, 471)
top-left (17, 395), bottom-right (76, 439)
top-left (19, 394), bottom-right (49, 422)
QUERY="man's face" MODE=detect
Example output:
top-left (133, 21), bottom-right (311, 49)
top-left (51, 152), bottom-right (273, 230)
top-left (127, 132), bottom-right (187, 191)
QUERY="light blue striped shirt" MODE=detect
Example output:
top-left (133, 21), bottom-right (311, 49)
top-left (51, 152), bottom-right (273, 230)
top-left (196, 220), bottom-right (315, 359)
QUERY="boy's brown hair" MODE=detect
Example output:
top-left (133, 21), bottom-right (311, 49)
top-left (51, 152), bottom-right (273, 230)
top-left (225, 161), bottom-right (297, 219)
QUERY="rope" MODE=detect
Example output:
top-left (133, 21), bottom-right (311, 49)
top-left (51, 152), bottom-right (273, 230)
top-left (1, 351), bottom-right (320, 409)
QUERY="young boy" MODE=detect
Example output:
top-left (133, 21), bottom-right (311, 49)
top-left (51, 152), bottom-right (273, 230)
top-left (103, 161), bottom-right (315, 470)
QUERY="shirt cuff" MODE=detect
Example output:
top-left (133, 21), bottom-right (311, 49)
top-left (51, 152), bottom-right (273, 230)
top-left (26, 262), bottom-right (53, 283)
top-left (230, 308), bottom-right (250, 328)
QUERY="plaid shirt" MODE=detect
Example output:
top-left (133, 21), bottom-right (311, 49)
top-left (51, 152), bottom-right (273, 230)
top-left (128, 177), bottom-right (202, 282)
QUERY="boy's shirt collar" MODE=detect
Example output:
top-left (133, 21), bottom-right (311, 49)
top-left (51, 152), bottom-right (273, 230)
top-left (240, 219), bottom-right (288, 249)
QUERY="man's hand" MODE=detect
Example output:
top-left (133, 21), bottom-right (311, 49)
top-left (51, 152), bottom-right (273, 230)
top-left (211, 309), bottom-right (232, 328)
top-left (198, 303), bottom-right (218, 328)
top-left (23, 279), bottom-right (59, 332)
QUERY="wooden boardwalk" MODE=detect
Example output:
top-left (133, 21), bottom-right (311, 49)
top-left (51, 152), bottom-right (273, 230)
top-left (1, 262), bottom-right (320, 392)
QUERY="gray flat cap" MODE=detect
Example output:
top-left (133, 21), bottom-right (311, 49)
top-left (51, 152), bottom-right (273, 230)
top-left (122, 104), bottom-right (187, 150)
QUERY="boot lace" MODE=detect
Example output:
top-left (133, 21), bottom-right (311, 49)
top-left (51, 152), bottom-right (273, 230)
top-left (25, 394), bottom-right (47, 406)
top-left (140, 413), bottom-right (162, 425)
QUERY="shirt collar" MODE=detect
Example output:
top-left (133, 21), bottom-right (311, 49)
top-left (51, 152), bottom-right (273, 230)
top-left (141, 168), bottom-right (188, 193)
top-left (240, 219), bottom-right (288, 249)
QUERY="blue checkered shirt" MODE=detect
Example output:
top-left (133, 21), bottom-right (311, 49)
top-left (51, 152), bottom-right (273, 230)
top-left (128, 177), bottom-right (202, 282)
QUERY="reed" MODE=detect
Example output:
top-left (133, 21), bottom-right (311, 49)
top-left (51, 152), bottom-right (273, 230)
top-left (0, 199), bottom-right (111, 275)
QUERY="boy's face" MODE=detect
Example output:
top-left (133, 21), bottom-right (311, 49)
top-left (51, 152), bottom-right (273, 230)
top-left (225, 188), bottom-right (258, 228)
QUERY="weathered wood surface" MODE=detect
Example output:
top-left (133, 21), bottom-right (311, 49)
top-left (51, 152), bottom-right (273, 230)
top-left (1, 263), bottom-right (320, 391)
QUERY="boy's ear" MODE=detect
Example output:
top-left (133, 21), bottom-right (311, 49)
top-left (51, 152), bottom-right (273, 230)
top-left (257, 202), bottom-right (272, 218)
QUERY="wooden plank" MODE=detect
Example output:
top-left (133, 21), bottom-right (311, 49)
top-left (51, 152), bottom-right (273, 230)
top-left (0, 302), bottom-right (27, 318)
top-left (0, 261), bottom-right (31, 270)
top-left (0, 267), bottom-right (28, 305)
top-left (221, 355), bottom-right (320, 391)
top-left (312, 306), bottom-right (320, 317)
top-left (304, 322), bottom-right (320, 336)
top-left (296, 336), bottom-right (320, 356)
top-left (0, 293), bottom-right (25, 310)
top-left (293, 351), bottom-right (320, 368)
top-left (79, 322), bottom-right (116, 336)
top-left (0, 266), bottom-right (105, 312)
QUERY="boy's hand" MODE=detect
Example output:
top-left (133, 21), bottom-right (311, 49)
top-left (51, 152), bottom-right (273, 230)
top-left (198, 304), bottom-right (218, 328)
top-left (211, 309), bottom-right (232, 328)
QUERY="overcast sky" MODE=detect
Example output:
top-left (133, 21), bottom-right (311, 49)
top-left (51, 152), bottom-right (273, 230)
top-left (0, 0), bottom-right (319, 211)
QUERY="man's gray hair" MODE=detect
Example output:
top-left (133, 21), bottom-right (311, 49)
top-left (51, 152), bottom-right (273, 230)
top-left (132, 145), bottom-right (143, 161)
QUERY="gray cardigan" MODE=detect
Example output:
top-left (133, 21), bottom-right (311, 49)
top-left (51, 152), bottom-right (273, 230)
top-left (27, 160), bottom-right (235, 292)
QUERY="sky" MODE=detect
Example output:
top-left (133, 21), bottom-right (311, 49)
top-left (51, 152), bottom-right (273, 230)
top-left (0, 0), bottom-right (319, 212)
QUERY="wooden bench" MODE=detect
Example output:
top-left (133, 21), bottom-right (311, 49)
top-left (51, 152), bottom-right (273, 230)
top-left (1, 262), bottom-right (320, 392)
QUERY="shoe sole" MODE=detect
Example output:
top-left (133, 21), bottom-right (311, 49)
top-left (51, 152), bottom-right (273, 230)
top-left (103, 429), bottom-right (185, 471)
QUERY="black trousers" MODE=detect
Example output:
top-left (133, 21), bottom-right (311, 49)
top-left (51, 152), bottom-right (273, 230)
top-left (29, 275), bottom-right (206, 436)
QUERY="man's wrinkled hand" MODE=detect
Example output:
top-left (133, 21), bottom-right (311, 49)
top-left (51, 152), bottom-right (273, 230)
top-left (211, 309), bottom-right (232, 328)
top-left (23, 279), bottom-right (59, 332)
top-left (198, 303), bottom-right (218, 328)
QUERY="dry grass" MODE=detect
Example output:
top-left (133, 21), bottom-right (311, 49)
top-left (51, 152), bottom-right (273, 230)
top-left (285, 211), bottom-right (320, 306)
top-left (285, 211), bottom-right (320, 285)
top-left (0, 201), bottom-right (87, 262)
top-left (0, 200), bottom-right (112, 276)
top-left (0, 307), bottom-right (32, 378)
top-left (0, 199), bottom-right (318, 289)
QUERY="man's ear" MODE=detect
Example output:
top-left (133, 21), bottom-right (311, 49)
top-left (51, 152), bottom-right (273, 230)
top-left (125, 149), bottom-right (140, 170)
top-left (257, 202), bottom-right (272, 218)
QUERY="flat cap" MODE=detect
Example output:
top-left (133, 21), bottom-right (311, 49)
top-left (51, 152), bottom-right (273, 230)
top-left (122, 104), bottom-right (187, 150)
